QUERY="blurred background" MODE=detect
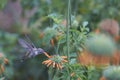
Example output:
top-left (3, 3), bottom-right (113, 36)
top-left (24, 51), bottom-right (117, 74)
top-left (0, 0), bottom-right (120, 80)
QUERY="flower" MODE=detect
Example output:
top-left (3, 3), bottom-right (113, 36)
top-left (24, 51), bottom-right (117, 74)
top-left (0, 53), bottom-right (9, 75)
top-left (42, 53), bottom-right (67, 70)
top-left (0, 53), bottom-right (8, 65)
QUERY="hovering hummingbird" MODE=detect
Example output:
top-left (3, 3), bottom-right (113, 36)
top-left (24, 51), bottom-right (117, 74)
top-left (18, 36), bottom-right (45, 61)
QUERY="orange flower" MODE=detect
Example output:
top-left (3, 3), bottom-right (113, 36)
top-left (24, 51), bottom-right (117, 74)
top-left (95, 28), bottom-right (100, 34)
top-left (4, 58), bottom-right (9, 64)
top-left (100, 76), bottom-right (106, 80)
top-left (39, 32), bottom-right (44, 38)
top-left (43, 52), bottom-right (51, 58)
top-left (70, 72), bottom-right (75, 77)
top-left (42, 53), bottom-right (67, 70)
top-left (0, 65), bottom-right (4, 74)
top-left (0, 53), bottom-right (9, 65)
top-left (0, 53), bottom-right (7, 75)
top-left (50, 39), bottom-right (54, 47)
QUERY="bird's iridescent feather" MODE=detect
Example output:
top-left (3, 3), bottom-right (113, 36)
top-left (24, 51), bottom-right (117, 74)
top-left (18, 38), bottom-right (44, 60)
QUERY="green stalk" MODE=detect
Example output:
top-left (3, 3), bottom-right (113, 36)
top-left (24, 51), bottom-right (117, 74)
top-left (48, 67), bottom-right (54, 80)
top-left (52, 69), bottom-right (59, 80)
top-left (66, 0), bottom-right (71, 62)
top-left (66, 1), bottom-right (71, 79)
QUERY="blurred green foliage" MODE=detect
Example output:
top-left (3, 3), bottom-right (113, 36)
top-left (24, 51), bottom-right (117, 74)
top-left (103, 66), bottom-right (120, 80)
top-left (0, 0), bottom-right (120, 80)
top-left (85, 34), bottom-right (116, 56)
top-left (0, 0), bottom-right (7, 9)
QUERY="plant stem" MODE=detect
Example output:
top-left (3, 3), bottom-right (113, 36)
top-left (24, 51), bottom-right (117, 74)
top-left (48, 67), bottom-right (54, 80)
top-left (52, 69), bottom-right (59, 80)
top-left (66, 0), bottom-right (71, 62)
top-left (66, 1), bottom-right (71, 79)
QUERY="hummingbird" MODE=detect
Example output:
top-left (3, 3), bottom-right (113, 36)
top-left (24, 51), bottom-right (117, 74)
top-left (18, 35), bottom-right (44, 61)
